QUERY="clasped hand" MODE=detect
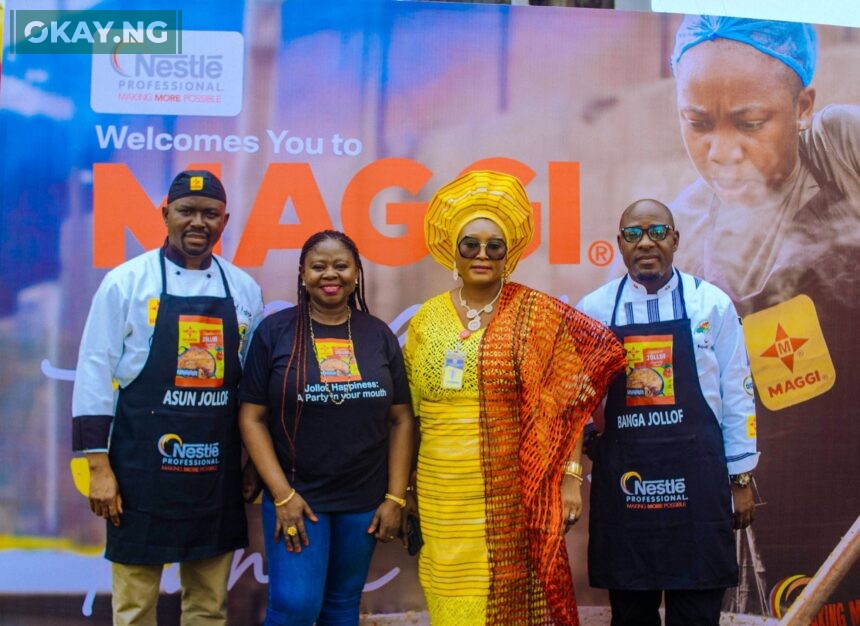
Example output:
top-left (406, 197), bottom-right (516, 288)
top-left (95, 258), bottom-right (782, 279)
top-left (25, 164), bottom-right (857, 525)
top-left (367, 499), bottom-right (404, 545)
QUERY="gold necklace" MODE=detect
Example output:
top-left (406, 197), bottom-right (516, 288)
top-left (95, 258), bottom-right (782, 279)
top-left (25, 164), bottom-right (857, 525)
top-left (309, 307), bottom-right (354, 405)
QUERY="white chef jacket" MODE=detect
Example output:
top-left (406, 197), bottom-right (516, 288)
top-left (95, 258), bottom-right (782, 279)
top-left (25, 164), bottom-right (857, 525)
top-left (576, 269), bottom-right (758, 475)
top-left (72, 248), bottom-right (264, 452)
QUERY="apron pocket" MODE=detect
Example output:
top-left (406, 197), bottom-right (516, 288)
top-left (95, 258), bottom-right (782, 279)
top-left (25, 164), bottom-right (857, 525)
top-left (618, 435), bottom-right (695, 528)
top-left (145, 412), bottom-right (228, 517)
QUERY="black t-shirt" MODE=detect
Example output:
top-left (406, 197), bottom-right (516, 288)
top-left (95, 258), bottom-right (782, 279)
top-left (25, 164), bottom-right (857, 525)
top-left (239, 306), bottom-right (410, 512)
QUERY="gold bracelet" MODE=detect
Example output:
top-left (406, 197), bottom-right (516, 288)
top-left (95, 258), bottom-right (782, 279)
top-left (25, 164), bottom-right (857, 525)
top-left (274, 488), bottom-right (296, 507)
top-left (564, 460), bottom-right (583, 477)
top-left (385, 493), bottom-right (407, 509)
top-left (566, 472), bottom-right (583, 483)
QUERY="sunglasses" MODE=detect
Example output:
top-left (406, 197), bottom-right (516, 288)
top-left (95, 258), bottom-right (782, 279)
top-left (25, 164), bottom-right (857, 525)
top-left (619, 224), bottom-right (675, 243)
top-left (457, 237), bottom-right (507, 260)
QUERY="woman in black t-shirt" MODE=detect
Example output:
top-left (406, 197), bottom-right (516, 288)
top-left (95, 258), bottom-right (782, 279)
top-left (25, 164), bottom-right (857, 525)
top-left (239, 230), bottom-right (415, 626)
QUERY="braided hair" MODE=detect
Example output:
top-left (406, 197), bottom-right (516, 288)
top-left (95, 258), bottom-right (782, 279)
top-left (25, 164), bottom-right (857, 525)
top-left (279, 230), bottom-right (369, 473)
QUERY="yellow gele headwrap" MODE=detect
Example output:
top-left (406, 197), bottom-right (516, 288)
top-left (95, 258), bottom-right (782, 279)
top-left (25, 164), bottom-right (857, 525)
top-left (424, 170), bottom-right (534, 274)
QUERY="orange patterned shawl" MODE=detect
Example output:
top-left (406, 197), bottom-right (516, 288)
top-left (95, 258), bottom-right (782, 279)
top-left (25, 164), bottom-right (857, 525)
top-left (478, 282), bottom-right (625, 625)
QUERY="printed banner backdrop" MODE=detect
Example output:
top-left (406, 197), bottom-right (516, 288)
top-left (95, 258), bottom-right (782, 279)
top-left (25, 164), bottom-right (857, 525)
top-left (1, 0), bottom-right (858, 623)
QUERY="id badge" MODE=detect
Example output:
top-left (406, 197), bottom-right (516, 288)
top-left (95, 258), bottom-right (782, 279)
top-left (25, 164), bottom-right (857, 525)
top-left (441, 349), bottom-right (466, 390)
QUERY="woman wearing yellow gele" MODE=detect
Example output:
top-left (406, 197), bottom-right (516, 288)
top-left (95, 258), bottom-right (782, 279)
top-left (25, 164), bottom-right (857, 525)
top-left (404, 171), bottom-right (625, 625)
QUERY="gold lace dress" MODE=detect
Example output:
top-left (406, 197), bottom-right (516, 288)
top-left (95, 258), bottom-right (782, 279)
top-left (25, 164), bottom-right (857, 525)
top-left (404, 292), bottom-right (489, 624)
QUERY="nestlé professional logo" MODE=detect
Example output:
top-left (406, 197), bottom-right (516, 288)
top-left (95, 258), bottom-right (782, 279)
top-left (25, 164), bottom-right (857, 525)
top-left (158, 433), bottom-right (220, 472)
top-left (91, 30), bottom-right (243, 117)
top-left (620, 470), bottom-right (688, 510)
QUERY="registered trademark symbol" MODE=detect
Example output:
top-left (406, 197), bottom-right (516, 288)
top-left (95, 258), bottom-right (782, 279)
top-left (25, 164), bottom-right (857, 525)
top-left (588, 240), bottom-right (613, 266)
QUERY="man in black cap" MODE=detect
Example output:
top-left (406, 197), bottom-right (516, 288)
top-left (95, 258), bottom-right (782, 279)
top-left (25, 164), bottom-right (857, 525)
top-left (72, 170), bottom-right (263, 625)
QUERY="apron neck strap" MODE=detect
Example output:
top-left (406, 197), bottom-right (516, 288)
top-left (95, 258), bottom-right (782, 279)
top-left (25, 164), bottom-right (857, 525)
top-left (158, 248), bottom-right (232, 299)
top-left (213, 257), bottom-right (232, 299)
top-left (159, 248), bottom-right (168, 293)
top-left (610, 269), bottom-right (686, 326)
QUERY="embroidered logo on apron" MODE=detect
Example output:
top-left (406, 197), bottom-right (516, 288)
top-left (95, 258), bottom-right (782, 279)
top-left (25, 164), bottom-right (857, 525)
top-left (176, 314), bottom-right (225, 387)
top-left (158, 433), bottom-right (220, 473)
top-left (148, 298), bottom-right (160, 326)
top-left (623, 334), bottom-right (675, 405)
top-left (619, 470), bottom-right (688, 510)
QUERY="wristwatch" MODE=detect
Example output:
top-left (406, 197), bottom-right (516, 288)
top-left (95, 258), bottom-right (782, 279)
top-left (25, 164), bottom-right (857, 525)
top-left (730, 472), bottom-right (752, 487)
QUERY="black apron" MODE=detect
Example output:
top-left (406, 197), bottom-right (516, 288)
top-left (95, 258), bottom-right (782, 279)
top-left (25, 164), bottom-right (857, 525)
top-left (106, 251), bottom-right (247, 564)
top-left (588, 273), bottom-right (737, 590)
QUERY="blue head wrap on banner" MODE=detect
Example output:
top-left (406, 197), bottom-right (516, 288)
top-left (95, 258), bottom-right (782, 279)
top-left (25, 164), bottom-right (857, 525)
top-left (671, 15), bottom-right (818, 87)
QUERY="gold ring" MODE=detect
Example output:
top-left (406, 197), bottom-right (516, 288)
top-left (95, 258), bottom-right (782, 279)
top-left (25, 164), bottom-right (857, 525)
top-left (388, 535), bottom-right (395, 540)
top-left (286, 526), bottom-right (298, 537)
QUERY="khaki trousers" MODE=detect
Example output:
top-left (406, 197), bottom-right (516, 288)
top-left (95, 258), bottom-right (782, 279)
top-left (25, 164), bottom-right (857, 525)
top-left (111, 552), bottom-right (233, 626)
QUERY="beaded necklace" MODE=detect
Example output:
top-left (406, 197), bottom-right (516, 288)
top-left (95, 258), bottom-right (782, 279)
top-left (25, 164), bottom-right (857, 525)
top-left (458, 281), bottom-right (504, 332)
top-left (308, 307), bottom-right (354, 405)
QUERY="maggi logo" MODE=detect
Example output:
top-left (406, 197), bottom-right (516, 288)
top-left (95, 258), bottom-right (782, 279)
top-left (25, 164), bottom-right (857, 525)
top-left (767, 370), bottom-right (822, 398)
top-left (744, 296), bottom-right (835, 411)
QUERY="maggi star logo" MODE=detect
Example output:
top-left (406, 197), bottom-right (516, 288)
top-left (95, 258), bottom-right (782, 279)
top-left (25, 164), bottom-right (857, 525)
top-left (760, 323), bottom-right (808, 372)
top-left (744, 295), bottom-right (834, 410)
